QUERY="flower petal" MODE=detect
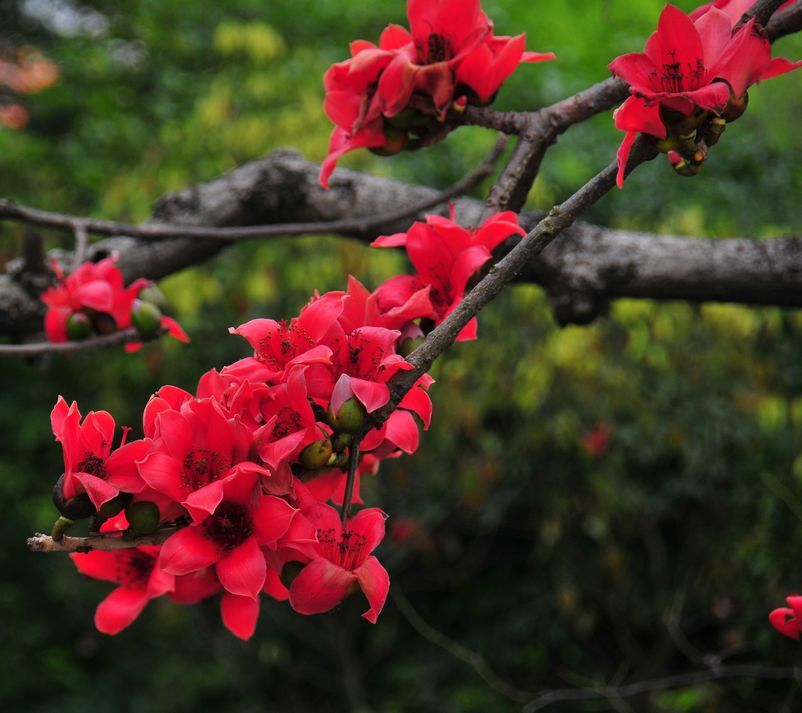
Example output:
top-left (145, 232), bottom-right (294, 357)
top-left (221, 592), bottom-right (260, 640)
top-left (94, 586), bottom-right (149, 635)
top-left (216, 536), bottom-right (266, 598)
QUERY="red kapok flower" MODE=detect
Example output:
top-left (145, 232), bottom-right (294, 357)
top-left (373, 209), bottom-right (525, 340)
top-left (51, 396), bottom-right (149, 510)
top-left (159, 471), bottom-right (297, 601)
top-left (610, 4), bottom-right (802, 187)
top-left (137, 397), bottom-right (265, 523)
top-left (770, 595), bottom-right (802, 640)
top-left (225, 291), bottom-right (343, 384)
top-left (287, 505), bottom-right (390, 623)
top-left (71, 546), bottom-right (174, 635)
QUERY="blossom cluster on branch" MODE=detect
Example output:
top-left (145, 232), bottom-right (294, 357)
top-left (29, 0), bottom-right (802, 649)
top-left (42, 257), bottom-right (189, 350)
top-left (50, 209), bottom-right (524, 639)
top-left (319, 0), bottom-right (554, 187)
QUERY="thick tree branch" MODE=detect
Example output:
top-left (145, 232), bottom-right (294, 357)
top-left (3, 151), bottom-right (802, 337)
top-left (767, 0), bottom-right (802, 40)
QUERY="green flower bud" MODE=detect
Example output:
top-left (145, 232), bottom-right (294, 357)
top-left (125, 501), bottom-right (161, 537)
top-left (52, 474), bottom-right (94, 520)
top-left (369, 126), bottom-right (409, 156)
top-left (299, 438), bottom-right (334, 470)
top-left (723, 92), bottom-right (748, 122)
top-left (327, 397), bottom-right (367, 434)
top-left (131, 299), bottom-right (163, 339)
top-left (138, 283), bottom-right (169, 311)
top-left (96, 494), bottom-right (126, 521)
top-left (66, 312), bottom-right (93, 341)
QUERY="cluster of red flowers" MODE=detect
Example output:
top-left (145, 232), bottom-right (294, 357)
top-left (53, 209), bottom-right (524, 638)
top-left (319, 0), bottom-right (555, 187)
top-left (610, 2), bottom-right (801, 187)
top-left (41, 256), bottom-right (188, 350)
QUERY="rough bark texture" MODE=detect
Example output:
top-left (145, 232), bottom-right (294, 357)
top-left (2, 149), bottom-right (801, 337)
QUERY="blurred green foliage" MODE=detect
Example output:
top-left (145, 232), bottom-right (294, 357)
top-left (1, 1), bottom-right (802, 711)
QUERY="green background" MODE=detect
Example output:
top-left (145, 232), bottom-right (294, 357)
top-left (1, 1), bottom-right (802, 711)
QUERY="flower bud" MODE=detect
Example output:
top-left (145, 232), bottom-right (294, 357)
top-left (131, 299), bottom-right (163, 339)
top-left (138, 283), bottom-right (169, 311)
top-left (125, 501), bottom-right (161, 537)
top-left (66, 312), bottom-right (92, 341)
top-left (299, 438), bottom-right (334, 470)
top-left (52, 474), bottom-right (94, 520)
top-left (723, 92), bottom-right (748, 122)
top-left (370, 126), bottom-right (408, 156)
top-left (327, 397), bottom-right (367, 434)
top-left (96, 494), bottom-right (126, 522)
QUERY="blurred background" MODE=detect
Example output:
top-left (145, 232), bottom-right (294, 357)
top-left (1, 0), bottom-right (802, 711)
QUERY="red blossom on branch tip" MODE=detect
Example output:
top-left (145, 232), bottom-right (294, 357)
top-left (319, 0), bottom-right (554, 187)
top-left (610, 3), bottom-right (802, 187)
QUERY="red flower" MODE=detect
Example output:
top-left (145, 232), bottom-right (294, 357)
top-left (287, 505), bottom-right (390, 622)
top-left (338, 275), bottom-right (432, 334)
top-left (319, 0), bottom-right (553, 187)
top-left (226, 291), bottom-right (343, 384)
top-left (136, 397), bottom-right (265, 523)
top-left (770, 595), bottom-right (802, 640)
top-left (71, 546), bottom-right (174, 634)
top-left (51, 396), bottom-right (149, 509)
top-left (159, 471), bottom-right (297, 601)
top-left (610, 4), bottom-right (802, 187)
top-left (373, 209), bottom-right (524, 340)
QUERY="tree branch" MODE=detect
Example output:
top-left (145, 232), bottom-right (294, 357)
top-left (27, 528), bottom-right (178, 553)
top-left (767, 0), bottom-right (802, 40)
top-left (0, 327), bottom-right (141, 357)
top-left (522, 664), bottom-right (801, 712)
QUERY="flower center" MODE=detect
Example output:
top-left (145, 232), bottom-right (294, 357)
top-left (426, 33), bottom-right (452, 63)
top-left (316, 527), bottom-right (368, 570)
top-left (257, 322), bottom-right (314, 369)
top-left (115, 550), bottom-right (154, 590)
top-left (204, 501), bottom-right (253, 551)
top-left (77, 452), bottom-right (106, 477)
top-left (658, 55), bottom-right (705, 93)
top-left (182, 449), bottom-right (229, 491)
top-left (270, 406), bottom-right (303, 441)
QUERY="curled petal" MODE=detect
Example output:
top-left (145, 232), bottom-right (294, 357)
top-left (355, 556), bottom-right (390, 623)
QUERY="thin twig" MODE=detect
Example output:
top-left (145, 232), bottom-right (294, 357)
top-left (27, 527), bottom-right (178, 553)
top-left (0, 137), bottom-right (507, 243)
top-left (340, 438), bottom-right (362, 526)
top-left (522, 664), bottom-right (801, 712)
top-left (0, 327), bottom-right (141, 357)
top-left (392, 588), bottom-right (531, 703)
top-left (71, 221), bottom-right (88, 270)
